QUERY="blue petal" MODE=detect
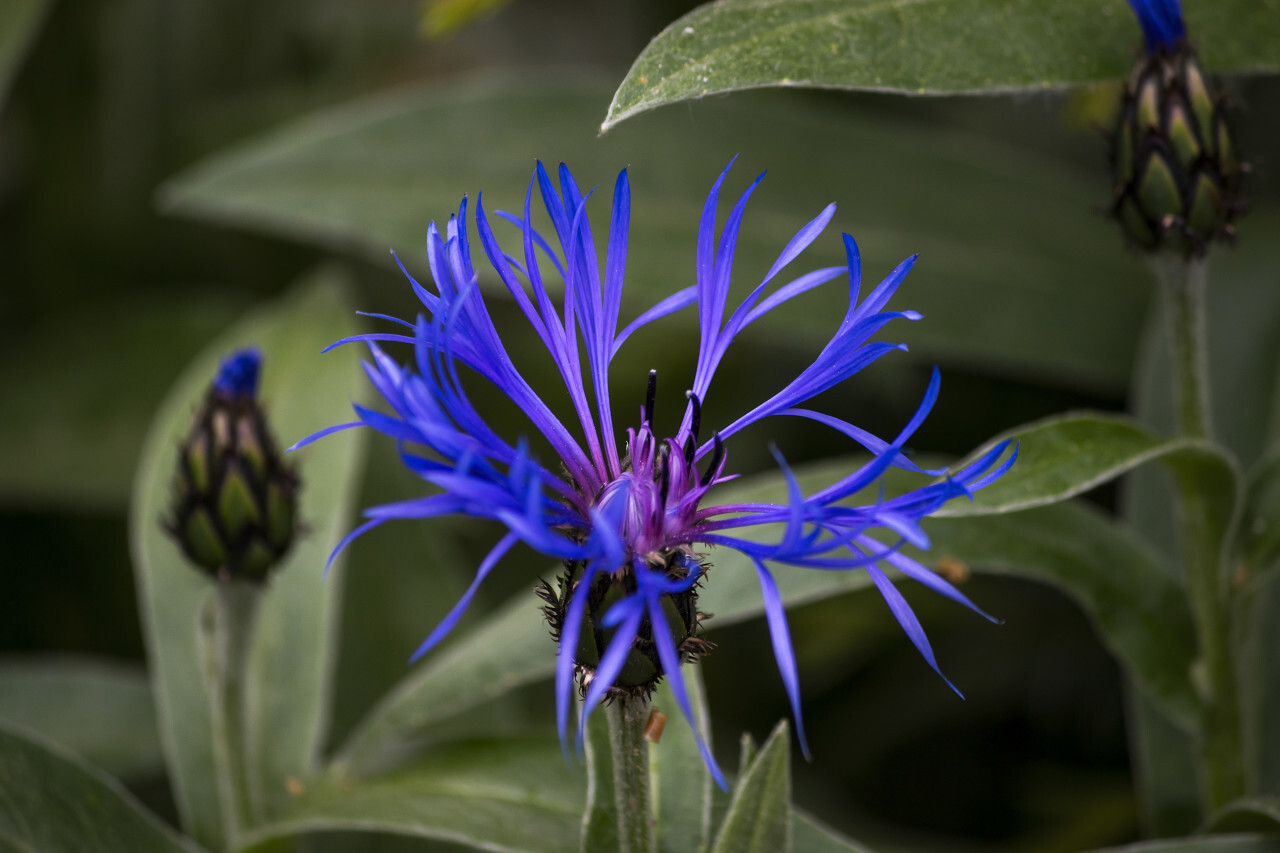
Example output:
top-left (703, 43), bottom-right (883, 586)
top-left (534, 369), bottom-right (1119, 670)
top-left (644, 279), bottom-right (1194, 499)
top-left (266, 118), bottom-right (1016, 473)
top-left (753, 560), bottom-right (810, 759)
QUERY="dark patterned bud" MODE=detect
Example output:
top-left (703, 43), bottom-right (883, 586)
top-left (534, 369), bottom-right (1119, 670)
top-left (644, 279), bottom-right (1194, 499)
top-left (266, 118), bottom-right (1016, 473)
top-left (537, 547), bottom-right (713, 699)
top-left (1111, 42), bottom-right (1244, 255)
top-left (166, 348), bottom-right (299, 583)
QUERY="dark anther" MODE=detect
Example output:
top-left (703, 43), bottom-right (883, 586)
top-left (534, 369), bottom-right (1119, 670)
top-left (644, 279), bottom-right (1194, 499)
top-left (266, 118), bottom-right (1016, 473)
top-left (644, 369), bottom-right (658, 425)
top-left (685, 391), bottom-right (702, 442)
top-left (701, 434), bottom-right (725, 485)
top-left (682, 434), bottom-right (696, 469)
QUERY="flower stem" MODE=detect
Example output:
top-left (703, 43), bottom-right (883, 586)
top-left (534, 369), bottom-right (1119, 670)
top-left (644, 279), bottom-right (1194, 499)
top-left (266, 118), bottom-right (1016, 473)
top-left (1155, 256), bottom-right (1245, 810)
top-left (605, 696), bottom-right (657, 853)
top-left (201, 581), bottom-right (261, 844)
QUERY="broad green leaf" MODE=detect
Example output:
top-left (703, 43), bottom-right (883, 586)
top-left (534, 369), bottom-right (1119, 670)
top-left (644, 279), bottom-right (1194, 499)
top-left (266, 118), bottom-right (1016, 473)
top-left (792, 812), bottom-right (875, 853)
top-left (0, 721), bottom-right (197, 853)
top-left (1233, 449), bottom-right (1280, 585)
top-left (710, 720), bottom-right (791, 853)
top-left (923, 503), bottom-right (1199, 728)
top-left (1085, 836), bottom-right (1280, 853)
top-left (1129, 694), bottom-right (1202, 837)
top-left (131, 269), bottom-right (366, 850)
top-left (651, 667), bottom-right (714, 853)
top-left (0, 291), bottom-right (251, 510)
top-left (238, 737), bottom-right (584, 853)
top-left (0, 0), bottom-right (52, 112)
top-left (699, 456), bottom-right (1200, 728)
top-left (1237, 572), bottom-right (1280, 795)
top-left (332, 593), bottom-right (555, 777)
top-left (0, 657), bottom-right (162, 780)
top-left (161, 77), bottom-right (1146, 390)
top-left (937, 412), bottom-right (1238, 519)
top-left (602, 0), bottom-right (1280, 130)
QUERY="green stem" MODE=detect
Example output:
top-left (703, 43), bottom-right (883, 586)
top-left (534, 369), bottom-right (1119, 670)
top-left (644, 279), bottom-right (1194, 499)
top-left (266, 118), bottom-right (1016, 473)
top-left (201, 582), bottom-right (261, 845)
top-left (1155, 256), bottom-right (1245, 810)
top-left (605, 696), bottom-right (657, 853)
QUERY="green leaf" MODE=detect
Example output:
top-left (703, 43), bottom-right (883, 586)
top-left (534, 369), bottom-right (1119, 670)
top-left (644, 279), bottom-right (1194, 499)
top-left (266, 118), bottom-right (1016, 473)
top-left (651, 667), bottom-right (714, 853)
top-left (1207, 798), bottom-right (1280, 834)
top-left (792, 812), bottom-right (875, 853)
top-left (238, 737), bottom-right (584, 853)
top-left (1083, 836), bottom-right (1280, 853)
top-left (1129, 693), bottom-right (1202, 836)
top-left (601, 0), bottom-right (1280, 130)
top-left (1233, 449), bottom-right (1280, 584)
top-left (697, 455), bottom-right (1200, 728)
top-left (0, 657), bottom-right (162, 780)
top-left (710, 720), bottom-right (791, 853)
top-left (0, 0), bottom-right (52, 112)
top-left (130, 269), bottom-right (366, 850)
top-left (0, 721), bottom-right (197, 853)
top-left (0, 291), bottom-right (252, 510)
top-left (332, 592), bottom-right (555, 777)
top-left (924, 502), bottom-right (1199, 728)
top-left (161, 76), bottom-right (1147, 390)
top-left (936, 412), bottom-right (1238, 519)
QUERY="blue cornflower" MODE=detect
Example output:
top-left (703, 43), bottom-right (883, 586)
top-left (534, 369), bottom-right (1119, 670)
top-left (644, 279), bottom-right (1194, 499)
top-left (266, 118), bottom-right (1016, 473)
top-left (297, 160), bottom-right (1015, 786)
top-left (1126, 0), bottom-right (1186, 53)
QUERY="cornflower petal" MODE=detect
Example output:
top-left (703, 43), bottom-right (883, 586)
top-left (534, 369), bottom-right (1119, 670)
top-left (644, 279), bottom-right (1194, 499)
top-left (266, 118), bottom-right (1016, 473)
top-left (866, 564), bottom-right (963, 698)
top-left (410, 531), bottom-right (520, 663)
top-left (752, 558), bottom-right (810, 758)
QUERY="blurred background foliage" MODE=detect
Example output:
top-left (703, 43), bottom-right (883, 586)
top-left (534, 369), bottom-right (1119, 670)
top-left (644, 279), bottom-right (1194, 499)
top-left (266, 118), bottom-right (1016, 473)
top-left (2, 0), bottom-right (1278, 850)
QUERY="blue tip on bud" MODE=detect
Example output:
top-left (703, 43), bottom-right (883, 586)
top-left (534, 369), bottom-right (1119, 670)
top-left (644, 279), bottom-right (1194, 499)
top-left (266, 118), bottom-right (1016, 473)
top-left (213, 348), bottom-right (262, 398)
top-left (1126, 0), bottom-right (1186, 53)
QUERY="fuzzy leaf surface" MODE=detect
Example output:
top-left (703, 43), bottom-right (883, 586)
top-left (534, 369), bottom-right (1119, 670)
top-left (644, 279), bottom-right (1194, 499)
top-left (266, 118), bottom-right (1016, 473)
top-left (0, 721), bottom-right (197, 853)
top-left (161, 77), bottom-right (1146, 391)
top-left (710, 720), bottom-right (791, 853)
top-left (792, 812), bottom-right (875, 853)
top-left (603, 0), bottom-right (1280, 129)
top-left (130, 269), bottom-right (365, 849)
top-left (937, 412), bottom-right (1238, 519)
top-left (239, 737), bottom-right (583, 853)
top-left (700, 456), bottom-right (1200, 728)
top-left (0, 657), bottom-right (162, 780)
top-left (651, 668), bottom-right (714, 853)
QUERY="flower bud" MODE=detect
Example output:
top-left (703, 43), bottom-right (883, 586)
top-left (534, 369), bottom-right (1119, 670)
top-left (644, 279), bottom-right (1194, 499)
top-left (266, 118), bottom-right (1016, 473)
top-left (166, 348), bottom-right (299, 583)
top-left (1111, 43), bottom-right (1244, 255)
top-left (537, 548), bottom-right (713, 698)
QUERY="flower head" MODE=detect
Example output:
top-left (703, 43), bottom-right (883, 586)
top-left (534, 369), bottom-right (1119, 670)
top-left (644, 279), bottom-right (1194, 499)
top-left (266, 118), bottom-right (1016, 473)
top-left (298, 161), bottom-right (1014, 786)
top-left (167, 347), bottom-right (299, 583)
top-left (1112, 0), bottom-right (1243, 255)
